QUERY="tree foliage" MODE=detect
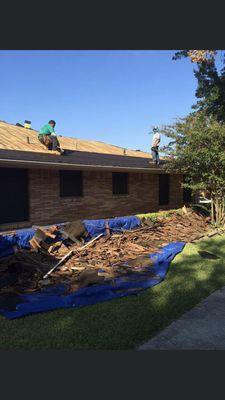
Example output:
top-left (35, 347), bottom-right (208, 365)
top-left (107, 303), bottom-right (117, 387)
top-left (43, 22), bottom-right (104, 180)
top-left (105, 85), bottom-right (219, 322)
top-left (173, 50), bottom-right (225, 122)
top-left (161, 113), bottom-right (225, 225)
top-left (173, 50), bottom-right (217, 64)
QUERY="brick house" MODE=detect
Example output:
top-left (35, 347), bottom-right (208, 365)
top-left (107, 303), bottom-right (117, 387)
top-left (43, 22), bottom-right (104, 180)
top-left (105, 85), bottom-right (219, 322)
top-left (0, 121), bottom-right (187, 231)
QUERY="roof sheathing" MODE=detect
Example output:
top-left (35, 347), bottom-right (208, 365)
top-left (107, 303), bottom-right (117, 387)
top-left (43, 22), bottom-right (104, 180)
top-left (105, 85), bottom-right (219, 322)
top-left (0, 121), bottom-right (168, 172)
top-left (0, 120), bottom-right (150, 158)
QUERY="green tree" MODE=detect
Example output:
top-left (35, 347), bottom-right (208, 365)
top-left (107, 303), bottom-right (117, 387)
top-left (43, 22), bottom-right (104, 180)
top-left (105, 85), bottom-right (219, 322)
top-left (161, 113), bottom-right (225, 226)
top-left (173, 50), bottom-right (225, 122)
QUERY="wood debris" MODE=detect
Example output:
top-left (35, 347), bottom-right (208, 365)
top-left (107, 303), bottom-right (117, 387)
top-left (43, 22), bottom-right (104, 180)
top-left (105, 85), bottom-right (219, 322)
top-left (48, 209), bottom-right (211, 289)
top-left (0, 209), bottom-right (211, 294)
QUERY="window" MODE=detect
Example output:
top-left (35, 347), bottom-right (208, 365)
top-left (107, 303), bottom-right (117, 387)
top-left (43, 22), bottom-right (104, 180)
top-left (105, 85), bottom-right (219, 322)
top-left (183, 187), bottom-right (192, 203)
top-left (0, 167), bottom-right (29, 223)
top-left (183, 177), bottom-right (192, 203)
top-left (60, 170), bottom-right (83, 197)
top-left (112, 172), bottom-right (128, 195)
top-left (159, 174), bottom-right (170, 205)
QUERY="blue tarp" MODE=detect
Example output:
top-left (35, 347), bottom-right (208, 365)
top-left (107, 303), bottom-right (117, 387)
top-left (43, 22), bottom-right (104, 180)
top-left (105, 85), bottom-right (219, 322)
top-left (0, 228), bottom-right (35, 258)
top-left (0, 242), bottom-right (185, 320)
top-left (0, 216), bottom-right (141, 258)
top-left (83, 215), bottom-right (141, 237)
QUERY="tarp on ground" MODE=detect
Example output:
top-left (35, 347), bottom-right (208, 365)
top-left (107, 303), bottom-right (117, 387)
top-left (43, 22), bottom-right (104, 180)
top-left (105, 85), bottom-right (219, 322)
top-left (0, 228), bottom-right (35, 258)
top-left (0, 242), bottom-right (185, 320)
top-left (0, 215), bottom-right (141, 259)
top-left (83, 215), bottom-right (141, 238)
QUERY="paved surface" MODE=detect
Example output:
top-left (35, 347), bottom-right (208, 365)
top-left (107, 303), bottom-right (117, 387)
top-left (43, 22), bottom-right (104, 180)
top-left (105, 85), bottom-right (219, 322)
top-left (138, 286), bottom-right (225, 350)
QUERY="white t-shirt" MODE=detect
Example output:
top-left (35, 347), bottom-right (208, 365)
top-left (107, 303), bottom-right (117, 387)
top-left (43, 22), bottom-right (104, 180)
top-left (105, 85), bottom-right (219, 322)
top-left (152, 132), bottom-right (161, 147)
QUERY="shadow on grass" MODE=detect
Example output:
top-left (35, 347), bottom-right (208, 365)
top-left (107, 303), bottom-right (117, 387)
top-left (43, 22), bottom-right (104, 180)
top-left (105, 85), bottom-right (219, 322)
top-left (1, 236), bottom-right (225, 350)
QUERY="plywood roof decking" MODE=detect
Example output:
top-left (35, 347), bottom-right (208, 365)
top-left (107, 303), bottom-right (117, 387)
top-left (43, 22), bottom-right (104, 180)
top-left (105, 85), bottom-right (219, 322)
top-left (0, 120), bottom-right (168, 172)
top-left (0, 120), bottom-right (150, 158)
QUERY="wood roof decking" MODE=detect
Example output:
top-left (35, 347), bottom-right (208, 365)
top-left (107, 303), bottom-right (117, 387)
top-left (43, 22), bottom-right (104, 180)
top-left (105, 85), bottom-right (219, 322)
top-left (0, 121), bottom-right (150, 157)
top-left (0, 121), bottom-right (167, 172)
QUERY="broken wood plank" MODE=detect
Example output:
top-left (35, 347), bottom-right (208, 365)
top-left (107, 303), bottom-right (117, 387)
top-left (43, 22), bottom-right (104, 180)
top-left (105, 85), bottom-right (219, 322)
top-left (43, 250), bottom-right (74, 279)
top-left (43, 233), bottom-right (103, 279)
top-left (29, 237), bottom-right (42, 251)
top-left (77, 233), bottom-right (103, 251)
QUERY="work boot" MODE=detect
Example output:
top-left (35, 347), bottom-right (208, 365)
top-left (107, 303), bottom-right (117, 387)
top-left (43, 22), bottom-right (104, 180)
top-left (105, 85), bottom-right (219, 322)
top-left (57, 147), bottom-right (65, 155)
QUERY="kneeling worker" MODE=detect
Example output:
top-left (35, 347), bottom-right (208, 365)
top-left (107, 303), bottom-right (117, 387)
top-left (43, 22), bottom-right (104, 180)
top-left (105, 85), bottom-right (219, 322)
top-left (151, 126), bottom-right (160, 166)
top-left (38, 120), bottom-right (64, 155)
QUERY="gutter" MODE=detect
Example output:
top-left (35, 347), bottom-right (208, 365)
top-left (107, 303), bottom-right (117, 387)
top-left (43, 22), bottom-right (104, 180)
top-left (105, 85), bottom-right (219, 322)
top-left (0, 157), bottom-right (168, 174)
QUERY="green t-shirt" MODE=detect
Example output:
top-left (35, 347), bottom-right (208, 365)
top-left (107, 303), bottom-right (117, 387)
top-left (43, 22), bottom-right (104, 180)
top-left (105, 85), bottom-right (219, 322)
top-left (39, 124), bottom-right (55, 135)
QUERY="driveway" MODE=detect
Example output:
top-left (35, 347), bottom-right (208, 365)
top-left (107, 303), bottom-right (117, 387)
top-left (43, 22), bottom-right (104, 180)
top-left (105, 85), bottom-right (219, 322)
top-left (138, 286), bottom-right (225, 350)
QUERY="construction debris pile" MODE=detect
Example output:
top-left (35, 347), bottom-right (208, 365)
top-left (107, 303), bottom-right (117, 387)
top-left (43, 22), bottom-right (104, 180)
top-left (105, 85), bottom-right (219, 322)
top-left (0, 209), bottom-right (211, 295)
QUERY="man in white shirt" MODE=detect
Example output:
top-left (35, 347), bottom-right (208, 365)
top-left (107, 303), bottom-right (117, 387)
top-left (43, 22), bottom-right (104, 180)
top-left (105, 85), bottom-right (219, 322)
top-left (151, 126), bottom-right (161, 166)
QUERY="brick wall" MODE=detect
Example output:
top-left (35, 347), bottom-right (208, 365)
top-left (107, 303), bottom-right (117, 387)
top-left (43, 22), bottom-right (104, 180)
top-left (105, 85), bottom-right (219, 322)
top-left (28, 169), bottom-right (183, 225)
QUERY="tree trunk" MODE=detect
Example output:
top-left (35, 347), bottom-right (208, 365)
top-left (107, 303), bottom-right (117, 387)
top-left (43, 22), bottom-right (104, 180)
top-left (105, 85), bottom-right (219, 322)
top-left (211, 198), bottom-right (214, 223)
top-left (212, 196), bottom-right (225, 226)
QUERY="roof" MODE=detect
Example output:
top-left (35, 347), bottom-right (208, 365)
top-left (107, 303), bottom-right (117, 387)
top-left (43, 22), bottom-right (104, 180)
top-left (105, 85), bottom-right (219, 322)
top-left (0, 120), bottom-right (167, 173)
top-left (0, 120), bottom-right (149, 157)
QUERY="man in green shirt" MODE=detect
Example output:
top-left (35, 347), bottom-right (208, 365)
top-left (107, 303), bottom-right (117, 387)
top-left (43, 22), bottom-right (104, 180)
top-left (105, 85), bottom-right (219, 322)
top-left (38, 120), bottom-right (64, 154)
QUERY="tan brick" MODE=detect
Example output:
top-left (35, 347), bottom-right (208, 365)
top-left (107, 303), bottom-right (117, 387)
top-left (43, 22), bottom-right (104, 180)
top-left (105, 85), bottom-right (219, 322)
top-left (27, 169), bottom-right (183, 225)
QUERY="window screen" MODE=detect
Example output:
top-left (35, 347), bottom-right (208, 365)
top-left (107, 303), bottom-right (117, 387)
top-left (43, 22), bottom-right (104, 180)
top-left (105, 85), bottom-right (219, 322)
top-left (159, 174), bottom-right (170, 205)
top-left (60, 170), bottom-right (83, 197)
top-left (112, 172), bottom-right (128, 195)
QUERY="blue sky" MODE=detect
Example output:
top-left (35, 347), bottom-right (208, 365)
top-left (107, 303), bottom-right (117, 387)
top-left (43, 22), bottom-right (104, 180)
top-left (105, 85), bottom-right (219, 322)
top-left (0, 50), bottom-right (198, 153)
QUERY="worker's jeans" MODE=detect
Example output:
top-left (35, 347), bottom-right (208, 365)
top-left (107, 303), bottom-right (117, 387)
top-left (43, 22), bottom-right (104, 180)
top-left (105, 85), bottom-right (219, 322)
top-left (38, 134), bottom-right (60, 151)
top-left (151, 146), bottom-right (159, 165)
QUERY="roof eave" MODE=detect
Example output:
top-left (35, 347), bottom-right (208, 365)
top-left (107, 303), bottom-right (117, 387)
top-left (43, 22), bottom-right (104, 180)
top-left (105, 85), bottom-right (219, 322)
top-left (0, 158), bottom-right (168, 174)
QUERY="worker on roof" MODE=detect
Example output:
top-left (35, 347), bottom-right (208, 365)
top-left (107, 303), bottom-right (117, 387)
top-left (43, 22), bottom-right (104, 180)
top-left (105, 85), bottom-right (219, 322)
top-left (151, 126), bottom-right (160, 166)
top-left (38, 120), bottom-right (64, 155)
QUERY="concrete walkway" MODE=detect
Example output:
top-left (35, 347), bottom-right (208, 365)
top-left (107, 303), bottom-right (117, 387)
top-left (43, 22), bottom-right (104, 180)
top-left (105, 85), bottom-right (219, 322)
top-left (138, 286), bottom-right (225, 350)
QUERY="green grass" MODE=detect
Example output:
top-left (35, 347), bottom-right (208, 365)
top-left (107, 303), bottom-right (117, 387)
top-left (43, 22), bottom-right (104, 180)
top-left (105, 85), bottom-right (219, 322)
top-left (136, 209), bottom-right (181, 222)
top-left (136, 205), bottom-right (211, 222)
top-left (1, 234), bottom-right (225, 350)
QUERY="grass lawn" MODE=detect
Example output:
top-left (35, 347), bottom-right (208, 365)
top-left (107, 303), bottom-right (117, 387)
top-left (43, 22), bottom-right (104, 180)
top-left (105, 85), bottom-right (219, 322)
top-left (1, 234), bottom-right (225, 350)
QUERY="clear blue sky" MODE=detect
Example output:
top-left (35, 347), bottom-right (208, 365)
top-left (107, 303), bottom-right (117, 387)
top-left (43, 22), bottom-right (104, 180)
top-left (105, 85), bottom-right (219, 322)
top-left (0, 50), bottom-right (197, 153)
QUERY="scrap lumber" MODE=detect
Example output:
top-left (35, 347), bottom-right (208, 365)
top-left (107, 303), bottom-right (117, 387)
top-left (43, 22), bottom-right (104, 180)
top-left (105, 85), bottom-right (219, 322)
top-left (77, 233), bottom-right (103, 251)
top-left (43, 233), bottom-right (103, 279)
top-left (0, 210), bottom-right (211, 294)
top-left (29, 227), bottom-right (56, 252)
top-left (29, 237), bottom-right (41, 251)
top-left (43, 249), bottom-right (74, 279)
top-left (62, 220), bottom-right (87, 243)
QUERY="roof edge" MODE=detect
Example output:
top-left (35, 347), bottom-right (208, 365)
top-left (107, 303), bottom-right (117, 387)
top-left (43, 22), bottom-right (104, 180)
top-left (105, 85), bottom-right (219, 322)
top-left (0, 158), bottom-right (169, 174)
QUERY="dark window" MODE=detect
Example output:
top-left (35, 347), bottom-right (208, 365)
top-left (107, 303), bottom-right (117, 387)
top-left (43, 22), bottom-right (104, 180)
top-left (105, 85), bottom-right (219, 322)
top-left (183, 187), bottom-right (192, 203)
top-left (0, 167), bottom-right (29, 224)
top-left (183, 177), bottom-right (192, 203)
top-left (60, 170), bottom-right (83, 197)
top-left (159, 174), bottom-right (170, 205)
top-left (112, 172), bottom-right (128, 195)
